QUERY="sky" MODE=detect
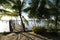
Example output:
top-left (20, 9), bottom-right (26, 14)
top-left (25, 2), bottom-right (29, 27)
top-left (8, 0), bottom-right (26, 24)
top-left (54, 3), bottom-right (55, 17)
top-left (50, 0), bottom-right (53, 3)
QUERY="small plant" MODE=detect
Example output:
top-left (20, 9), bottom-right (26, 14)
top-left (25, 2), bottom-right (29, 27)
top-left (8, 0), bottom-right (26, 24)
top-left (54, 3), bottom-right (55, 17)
top-left (32, 26), bottom-right (46, 34)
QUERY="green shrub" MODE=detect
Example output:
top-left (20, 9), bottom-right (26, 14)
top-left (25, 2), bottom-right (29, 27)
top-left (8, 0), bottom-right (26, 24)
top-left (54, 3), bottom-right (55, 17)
top-left (32, 26), bottom-right (46, 34)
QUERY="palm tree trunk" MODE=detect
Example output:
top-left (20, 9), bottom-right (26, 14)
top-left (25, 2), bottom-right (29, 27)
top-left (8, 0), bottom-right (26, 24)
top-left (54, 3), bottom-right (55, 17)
top-left (47, 20), bottom-right (49, 31)
top-left (9, 20), bottom-right (13, 32)
top-left (55, 0), bottom-right (59, 32)
top-left (19, 12), bottom-right (25, 32)
top-left (34, 19), bottom-right (36, 26)
top-left (55, 11), bottom-right (58, 32)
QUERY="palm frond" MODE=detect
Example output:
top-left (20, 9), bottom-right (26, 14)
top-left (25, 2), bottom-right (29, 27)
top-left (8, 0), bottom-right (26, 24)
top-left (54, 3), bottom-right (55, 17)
top-left (0, 15), bottom-right (3, 19)
top-left (0, 9), bottom-right (11, 12)
top-left (0, 0), bottom-right (9, 4)
top-left (23, 7), bottom-right (31, 12)
top-left (23, 17), bottom-right (29, 25)
top-left (47, 0), bottom-right (55, 8)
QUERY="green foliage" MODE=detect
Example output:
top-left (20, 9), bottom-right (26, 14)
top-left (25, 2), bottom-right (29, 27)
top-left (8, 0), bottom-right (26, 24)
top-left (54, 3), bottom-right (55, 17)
top-left (0, 9), bottom-right (11, 12)
top-left (0, 0), bottom-right (9, 4)
top-left (3, 4), bottom-right (12, 9)
top-left (1, 12), bottom-right (17, 16)
top-left (24, 0), bottom-right (50, 19)
top-left (32, 26), bottom-right (46, 34)
top-left (23, 7), bottom-right (31, 12)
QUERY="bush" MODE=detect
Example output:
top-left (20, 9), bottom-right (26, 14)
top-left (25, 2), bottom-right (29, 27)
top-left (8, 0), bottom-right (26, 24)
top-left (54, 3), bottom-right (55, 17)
top-left (32, 26), bottom-right (46, 34)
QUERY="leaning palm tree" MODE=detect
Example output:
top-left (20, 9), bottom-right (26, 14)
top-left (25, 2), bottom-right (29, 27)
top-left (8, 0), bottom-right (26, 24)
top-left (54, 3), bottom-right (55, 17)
top-left (0, 0), bottom-right (26, 32)
top-left (10, 0), bottom-right (27, 32)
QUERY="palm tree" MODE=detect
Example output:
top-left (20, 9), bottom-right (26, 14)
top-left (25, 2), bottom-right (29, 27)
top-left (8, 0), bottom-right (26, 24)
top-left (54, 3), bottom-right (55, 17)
top-left (0, 0), bottom-right (27, 32)
top-left (25, 0), bottom-right (60, 31)
top-left (47, 0), bottom-right (60, 32)
top-left (54, 0), bottom-right (59, 32)
top-left (24, 0), bottom-right (50, 18)
top-left (24, 0), bottom-right (51, 29)
top-left (0, 10), bottom-right (18, 32)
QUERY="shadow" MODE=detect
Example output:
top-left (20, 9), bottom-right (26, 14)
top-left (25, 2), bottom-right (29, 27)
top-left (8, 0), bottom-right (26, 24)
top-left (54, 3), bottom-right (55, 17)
top-left (0, 31), bottom-right (31, 35)
top-left (1, 32), bottom-right (12, 35)
top-left (27, 32), bottom-right (50, 40)
top-left (15, 32), bottom-right (48, 40)
top-left (25, 30), bottom-right (32, 32)
top-left (1, 31), bottom-right (60, 40)
top-left (21, 33), bottom-right (33, 40)
top-left (27, 32), bottom-right (60, 40)
top-left (0, 31), bottom-right (23, 35)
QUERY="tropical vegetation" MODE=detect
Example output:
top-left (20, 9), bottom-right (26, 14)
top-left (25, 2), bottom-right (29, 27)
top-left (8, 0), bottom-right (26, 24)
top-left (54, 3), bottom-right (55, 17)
top-left (0, 0), bottom-right (60, 33)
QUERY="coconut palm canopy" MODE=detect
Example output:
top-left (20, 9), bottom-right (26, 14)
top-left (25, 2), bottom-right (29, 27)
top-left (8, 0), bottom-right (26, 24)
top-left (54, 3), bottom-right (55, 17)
top-left (23, 0), bottom-right (60, 32)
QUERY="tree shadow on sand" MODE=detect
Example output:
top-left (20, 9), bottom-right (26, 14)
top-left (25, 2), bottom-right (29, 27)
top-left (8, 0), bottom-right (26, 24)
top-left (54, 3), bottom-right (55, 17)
top-left (27, 32), bottom-right (60, 40)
